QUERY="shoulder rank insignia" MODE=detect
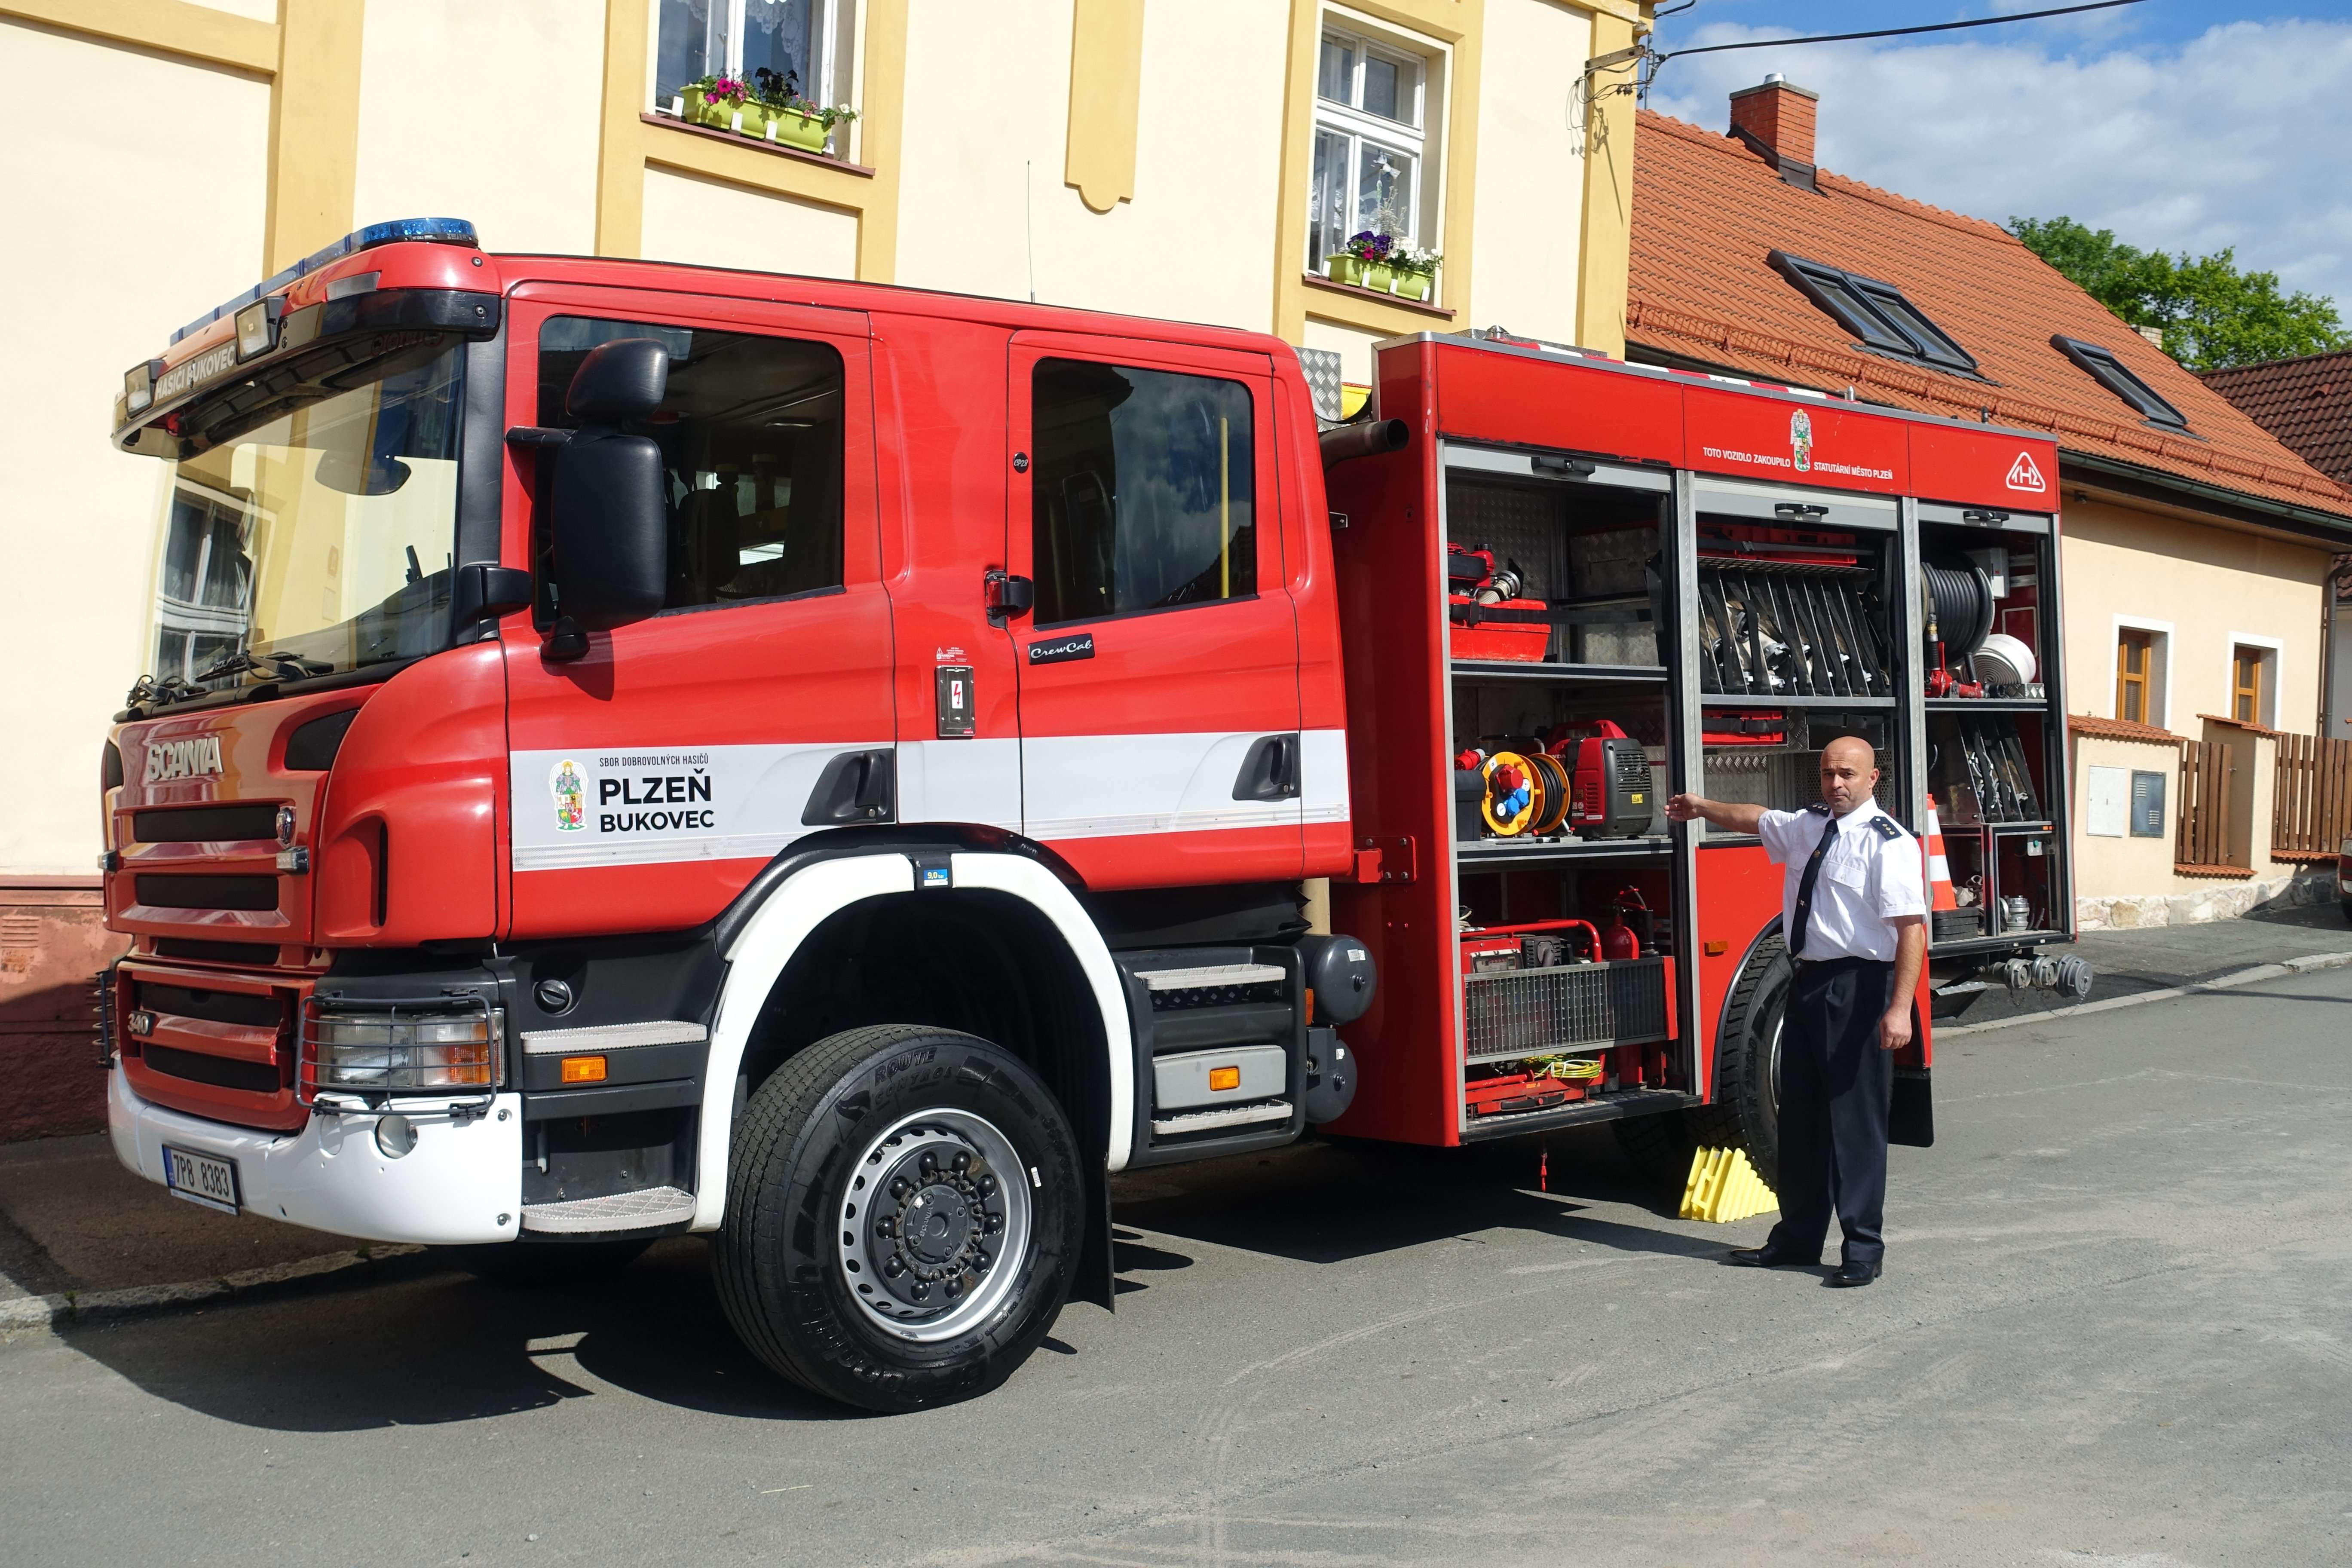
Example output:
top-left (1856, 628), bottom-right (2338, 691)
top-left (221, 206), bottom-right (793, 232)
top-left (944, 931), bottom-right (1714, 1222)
top-left (1804, 801), bottom-right (1833, 815)
top-left (1869, 815), bottom-right (1907, 841)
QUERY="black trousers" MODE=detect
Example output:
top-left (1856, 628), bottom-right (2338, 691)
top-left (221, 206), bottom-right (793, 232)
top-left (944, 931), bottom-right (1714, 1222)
top-left (1767, 956), bottom-right (1894, 1267)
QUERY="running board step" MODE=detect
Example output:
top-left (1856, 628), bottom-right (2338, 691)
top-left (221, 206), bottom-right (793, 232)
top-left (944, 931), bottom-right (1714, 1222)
top-left (1133, 962), bottom-right (1286, 992)
top-left (520, 1185), bottom-right (696, 1234)
top-left (1150, 1099), bottom-right (1292, 1136)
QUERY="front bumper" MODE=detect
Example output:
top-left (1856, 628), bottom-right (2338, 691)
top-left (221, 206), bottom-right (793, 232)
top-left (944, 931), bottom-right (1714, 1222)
top-left (109, 1068), bottom-right (523, 1246)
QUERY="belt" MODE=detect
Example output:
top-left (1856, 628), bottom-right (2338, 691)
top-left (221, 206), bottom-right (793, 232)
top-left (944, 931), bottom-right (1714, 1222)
top-left (1791, 955), bottom-right (1893, 971)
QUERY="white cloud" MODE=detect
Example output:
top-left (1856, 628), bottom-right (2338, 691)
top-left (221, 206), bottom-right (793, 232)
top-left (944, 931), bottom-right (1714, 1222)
top-left (1646, 18), bottom-right (2352, 313)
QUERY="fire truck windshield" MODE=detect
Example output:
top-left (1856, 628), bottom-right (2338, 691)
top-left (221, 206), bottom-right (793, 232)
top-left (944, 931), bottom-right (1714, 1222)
top-left (144, 343), bottom-right (466, 698)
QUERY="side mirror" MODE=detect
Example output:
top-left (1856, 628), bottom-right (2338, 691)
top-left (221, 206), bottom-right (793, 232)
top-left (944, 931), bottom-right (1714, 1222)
top-left (566, 337), bottom-right (669, 422)
top-left (549, 433), bottom-right (668, 633)
top-left (543, 338), bottom-right (673, 641)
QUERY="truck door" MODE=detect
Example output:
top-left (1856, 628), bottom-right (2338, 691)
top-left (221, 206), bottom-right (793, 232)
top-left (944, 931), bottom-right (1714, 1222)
top-left (1005, 334), bottom-right (1303, 888)
top-left (501, 287), bottom-right (891, 938)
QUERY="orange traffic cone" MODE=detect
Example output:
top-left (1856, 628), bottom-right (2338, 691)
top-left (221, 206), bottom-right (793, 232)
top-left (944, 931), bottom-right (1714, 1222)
top-left (1924, 793), bottom-right (1957, 912)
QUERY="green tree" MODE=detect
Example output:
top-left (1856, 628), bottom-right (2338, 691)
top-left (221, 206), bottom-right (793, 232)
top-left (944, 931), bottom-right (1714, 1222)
top-left (2008, 215), bottom-right (2350, 372)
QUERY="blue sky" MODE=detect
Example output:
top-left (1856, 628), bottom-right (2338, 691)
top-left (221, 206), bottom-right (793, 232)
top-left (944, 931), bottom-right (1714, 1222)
top-left (1643, 3), bottom-right (2352, 315)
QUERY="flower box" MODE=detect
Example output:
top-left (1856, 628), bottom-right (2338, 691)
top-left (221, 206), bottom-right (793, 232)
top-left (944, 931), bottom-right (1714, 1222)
top-left (1324, 254), bottom-right (1365, 287)
top-left (1364, 260), bottom-right (1396, 293)
top-left (1392, 270), bottom-right (1433, 302)
top-left (764, 107), bottom-right (828, 152)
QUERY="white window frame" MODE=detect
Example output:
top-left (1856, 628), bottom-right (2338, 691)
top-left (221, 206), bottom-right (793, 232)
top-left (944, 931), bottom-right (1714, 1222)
top-left (2111, 615), bottom-right (2174, 728)
top-left (1310, 15), bottom-right (1441, 281)
top-left (649, 0), bottom-right (848, 118)
top-left (2225, 631), bottom-right (2284, 730)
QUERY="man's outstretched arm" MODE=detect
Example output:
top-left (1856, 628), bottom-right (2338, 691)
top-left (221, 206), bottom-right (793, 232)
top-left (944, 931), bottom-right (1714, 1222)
top-left (1665, 793), bottom-right (1766, 836)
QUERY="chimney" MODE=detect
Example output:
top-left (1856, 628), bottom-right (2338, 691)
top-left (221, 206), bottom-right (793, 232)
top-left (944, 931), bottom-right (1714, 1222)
top-left (1729, 74), bottom-right (1819, 191)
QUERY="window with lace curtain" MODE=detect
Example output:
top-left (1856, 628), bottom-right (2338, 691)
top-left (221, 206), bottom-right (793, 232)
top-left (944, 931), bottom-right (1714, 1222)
top-left (653, 0), bottom-right (849, 114)
top-left (1307, 23), bottom-right (1437, 279)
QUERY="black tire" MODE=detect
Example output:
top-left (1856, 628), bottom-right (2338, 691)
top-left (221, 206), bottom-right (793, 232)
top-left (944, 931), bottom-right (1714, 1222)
top-left (713, 1024), bottom-right (1084, 1413)
top-left (1611, 1106), bottom-right (1699, 1191)
top-left (1686, 928), bottom-right (1792, 1189)
top-left (439, 1238), bottom-right (651, 1288)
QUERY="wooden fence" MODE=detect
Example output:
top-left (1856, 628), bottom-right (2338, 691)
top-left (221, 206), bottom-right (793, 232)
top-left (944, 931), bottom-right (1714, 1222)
top-left (2272, 732), bottom-right (2352, 858)
top-left (2176, 739), bottom-right (2234, 867)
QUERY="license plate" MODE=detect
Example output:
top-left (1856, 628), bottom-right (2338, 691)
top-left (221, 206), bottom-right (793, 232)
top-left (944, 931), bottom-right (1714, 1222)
top-left (161, 1145), bottom-right (241, 1215)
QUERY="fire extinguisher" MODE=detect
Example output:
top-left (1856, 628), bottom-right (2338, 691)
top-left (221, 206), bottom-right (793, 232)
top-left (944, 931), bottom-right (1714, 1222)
top-left (1602, 886), bottom-right (1648, 961)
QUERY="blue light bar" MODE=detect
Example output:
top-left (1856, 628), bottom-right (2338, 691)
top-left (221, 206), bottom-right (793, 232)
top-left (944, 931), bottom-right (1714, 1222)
top-left (170, 217), bottom-right (478, 344)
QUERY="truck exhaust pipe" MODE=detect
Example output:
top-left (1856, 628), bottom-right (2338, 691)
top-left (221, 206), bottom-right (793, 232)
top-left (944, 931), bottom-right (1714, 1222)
top-left (1320, 418), bottom-right (1410, 468)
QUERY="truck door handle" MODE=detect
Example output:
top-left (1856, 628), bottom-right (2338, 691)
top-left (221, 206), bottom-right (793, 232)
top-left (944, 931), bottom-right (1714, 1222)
top-left (1232, 733), bottom-right (1302, 802)
top-left (802, 749), bottom-right (897, 825)
top-left (985, 570), bottom-right (1034, 625)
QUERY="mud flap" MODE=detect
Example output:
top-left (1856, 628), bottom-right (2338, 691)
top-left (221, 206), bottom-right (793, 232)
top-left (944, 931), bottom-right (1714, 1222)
top-left (1890, 1067), bottom-right (1934, 1148)
top-left (1073, 1156), bottom-right (1116, 1311)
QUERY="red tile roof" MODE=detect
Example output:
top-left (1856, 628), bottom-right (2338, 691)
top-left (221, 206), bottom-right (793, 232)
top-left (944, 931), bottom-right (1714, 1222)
top-left (2199, 347), bottom-right (2352, 490)
top-left (1626, 110), bottom-right (2352, 522)
top-left (2067, 714), bottom-right (2183, 746)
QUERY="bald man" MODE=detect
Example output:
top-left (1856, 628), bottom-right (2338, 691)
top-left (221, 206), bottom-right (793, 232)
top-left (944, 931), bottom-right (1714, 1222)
top-left (1666, 737), bottom-right (1927, 1287)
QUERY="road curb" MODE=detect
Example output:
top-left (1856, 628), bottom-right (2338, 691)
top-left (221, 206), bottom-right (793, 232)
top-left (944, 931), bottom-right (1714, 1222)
top-left (0, 1243), bottom-right (428, 1340)
top-left (1938, 948), bottom-right (2352, 1038)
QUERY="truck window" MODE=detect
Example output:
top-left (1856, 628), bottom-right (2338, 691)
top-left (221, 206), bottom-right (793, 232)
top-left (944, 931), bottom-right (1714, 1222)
top-left (1030, 358), bottom-right (1256, 627)
top-left (537, 316), bottom-right (846, 609)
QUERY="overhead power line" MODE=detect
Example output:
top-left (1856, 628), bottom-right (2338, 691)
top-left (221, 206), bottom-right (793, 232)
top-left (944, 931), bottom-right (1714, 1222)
top-left (1660, 0), bottom-right (2147, 64)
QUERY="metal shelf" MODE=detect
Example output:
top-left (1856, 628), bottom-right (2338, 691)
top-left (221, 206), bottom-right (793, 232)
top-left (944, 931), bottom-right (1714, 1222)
top-left (1458, 1087), bottom-right (1700, 1141)
top-left (1700, 694), bottom-right (1897, 710)
top-left (1451, 660), bottom-right (1669, 684)
top-left (1925, 698), bottom-right (2051, 713)
top-left (1456, 836), bottom-right (1673, 868)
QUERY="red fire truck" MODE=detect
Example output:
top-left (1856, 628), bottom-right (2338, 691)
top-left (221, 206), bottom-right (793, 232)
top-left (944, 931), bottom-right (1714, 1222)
top-left (98, 219), bottom-right (2085, 1410)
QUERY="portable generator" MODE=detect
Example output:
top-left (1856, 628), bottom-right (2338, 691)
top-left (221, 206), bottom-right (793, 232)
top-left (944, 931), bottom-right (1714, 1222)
top-left (1547, 720), bottom-right (1653, 839)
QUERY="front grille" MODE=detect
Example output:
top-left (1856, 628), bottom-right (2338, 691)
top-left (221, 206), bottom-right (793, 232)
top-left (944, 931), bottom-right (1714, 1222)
top-left (134, 980), bottom-right (281, 1027)
top-left (155, 937), bottom-right (281, 965)
top-left (1464, 956), bottom-right (1670, 1064)
top-left (134, 874), bottom-right (278, 911)
top-left (141, 1041), bottom-right (283, 1094)
top-left (133, 804), bottom-right (280, 842)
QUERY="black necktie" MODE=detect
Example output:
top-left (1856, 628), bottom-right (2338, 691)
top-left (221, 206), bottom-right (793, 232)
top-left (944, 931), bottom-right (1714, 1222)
top-left (1789, 815), bottom-right (1841, 957)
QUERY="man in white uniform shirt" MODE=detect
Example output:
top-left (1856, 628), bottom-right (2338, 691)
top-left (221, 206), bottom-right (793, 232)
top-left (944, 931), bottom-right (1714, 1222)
top-left (1666, 736), bottom-right (1927, 1287)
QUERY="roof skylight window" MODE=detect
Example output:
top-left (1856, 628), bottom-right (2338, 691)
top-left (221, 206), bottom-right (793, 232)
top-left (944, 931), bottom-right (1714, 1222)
top-left (1769, 250), bottom-right (1980, 376)
top-left (2049, 335), bottom-right (2190, 430)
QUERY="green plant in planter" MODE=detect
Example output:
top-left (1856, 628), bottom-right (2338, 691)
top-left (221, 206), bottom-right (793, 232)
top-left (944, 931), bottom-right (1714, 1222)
top-left (1391, 245), bottom-right (1442, 301)
top-left (1339, 231), bottom-right (1396, 291)
top-left (687, 73), bottom-right (753, 130)
top-left (751, 66), bottom-right (858, 152)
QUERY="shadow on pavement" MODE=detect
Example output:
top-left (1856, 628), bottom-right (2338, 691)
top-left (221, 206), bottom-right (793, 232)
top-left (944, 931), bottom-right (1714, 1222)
top-left (56, 1237), bottom-right (857, 1431)
top-left (1109, 1128), bottom-right (1703, 1267)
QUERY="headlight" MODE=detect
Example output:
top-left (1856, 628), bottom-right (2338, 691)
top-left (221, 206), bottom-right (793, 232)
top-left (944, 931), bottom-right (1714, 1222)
top-left (300, 999), bottom-right (502, 1099)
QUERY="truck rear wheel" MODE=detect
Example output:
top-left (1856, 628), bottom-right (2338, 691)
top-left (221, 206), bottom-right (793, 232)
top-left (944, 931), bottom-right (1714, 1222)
top-left (1684, 929), bottom-right (1790, 1189)
top-left (713, 1024), bottom-right (1084, 1413)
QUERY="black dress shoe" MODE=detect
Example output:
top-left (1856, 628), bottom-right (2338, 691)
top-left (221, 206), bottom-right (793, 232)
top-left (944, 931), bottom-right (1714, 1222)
top-left (1826, 1259), bottom-right (1882, 1287)
top-left (1727, 1244), bottom-right (1821, 1268)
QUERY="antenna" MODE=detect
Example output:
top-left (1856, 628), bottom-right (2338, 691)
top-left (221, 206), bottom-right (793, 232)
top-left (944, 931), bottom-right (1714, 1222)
top-left (1026, 159), bottom-right (1037, 303)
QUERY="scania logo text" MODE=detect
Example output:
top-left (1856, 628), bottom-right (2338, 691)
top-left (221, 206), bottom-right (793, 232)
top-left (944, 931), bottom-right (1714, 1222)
top-left (144, 735), bottom-right (224, 784)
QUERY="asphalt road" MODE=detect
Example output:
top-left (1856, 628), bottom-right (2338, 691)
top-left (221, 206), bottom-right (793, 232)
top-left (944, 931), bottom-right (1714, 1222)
top-left (5, 967), bottom-right (2349, 1567)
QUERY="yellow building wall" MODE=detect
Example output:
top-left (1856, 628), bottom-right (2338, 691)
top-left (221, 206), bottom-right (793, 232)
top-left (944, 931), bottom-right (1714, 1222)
top-left (2061, 495), bottom-right (2328, 736)
top-left (351, 0), bottom-right (605, 256)
top-left (0, 17), bottom-right (270, 876)
top-left (1464, 0), bottom-right (1590, 343)
top-left (640, 167), bottom-right (861, 278)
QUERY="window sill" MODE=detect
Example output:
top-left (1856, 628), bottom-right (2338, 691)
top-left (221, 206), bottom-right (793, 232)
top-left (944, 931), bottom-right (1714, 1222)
top-left (2174, 862), bottom-right (2255, 879)
top-left (640, 112), bottom-right (874, 179)
top-left (1302, 274), bottom-right (1455, 320)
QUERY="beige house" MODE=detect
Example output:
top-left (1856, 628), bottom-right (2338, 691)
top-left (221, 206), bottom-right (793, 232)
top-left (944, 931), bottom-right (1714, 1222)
top-left (0, 0), bottom-right (1652, 1137)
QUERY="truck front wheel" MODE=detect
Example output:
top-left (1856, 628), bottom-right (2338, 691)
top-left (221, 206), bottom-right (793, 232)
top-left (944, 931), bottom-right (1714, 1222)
top-left (713, 1024), bottom-right (1084, 1412)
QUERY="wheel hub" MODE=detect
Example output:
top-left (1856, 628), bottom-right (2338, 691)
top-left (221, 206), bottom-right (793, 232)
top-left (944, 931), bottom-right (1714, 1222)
top-left (837, 1111), bottom-right (1030, 1342)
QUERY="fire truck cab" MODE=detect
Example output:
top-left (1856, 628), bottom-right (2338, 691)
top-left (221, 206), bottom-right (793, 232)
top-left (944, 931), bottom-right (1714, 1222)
top-left (98, 220), bottom-right (2081, 1411)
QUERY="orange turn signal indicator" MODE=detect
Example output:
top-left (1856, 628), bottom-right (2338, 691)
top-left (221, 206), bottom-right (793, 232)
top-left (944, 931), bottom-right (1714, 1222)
top-left (1208, 1065), bottom-right (1241, 1092)
top-left (560, 1054), bottom-right (608, 1084)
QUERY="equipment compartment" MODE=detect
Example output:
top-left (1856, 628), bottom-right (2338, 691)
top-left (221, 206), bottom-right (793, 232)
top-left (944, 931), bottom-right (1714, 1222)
top-left (1446, 474), bottom-right (1664, 667)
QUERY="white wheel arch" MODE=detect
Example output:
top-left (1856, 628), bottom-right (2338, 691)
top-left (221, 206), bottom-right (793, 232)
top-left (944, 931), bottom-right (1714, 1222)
top-left (689, 850), bottom-right (1135, 1231)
